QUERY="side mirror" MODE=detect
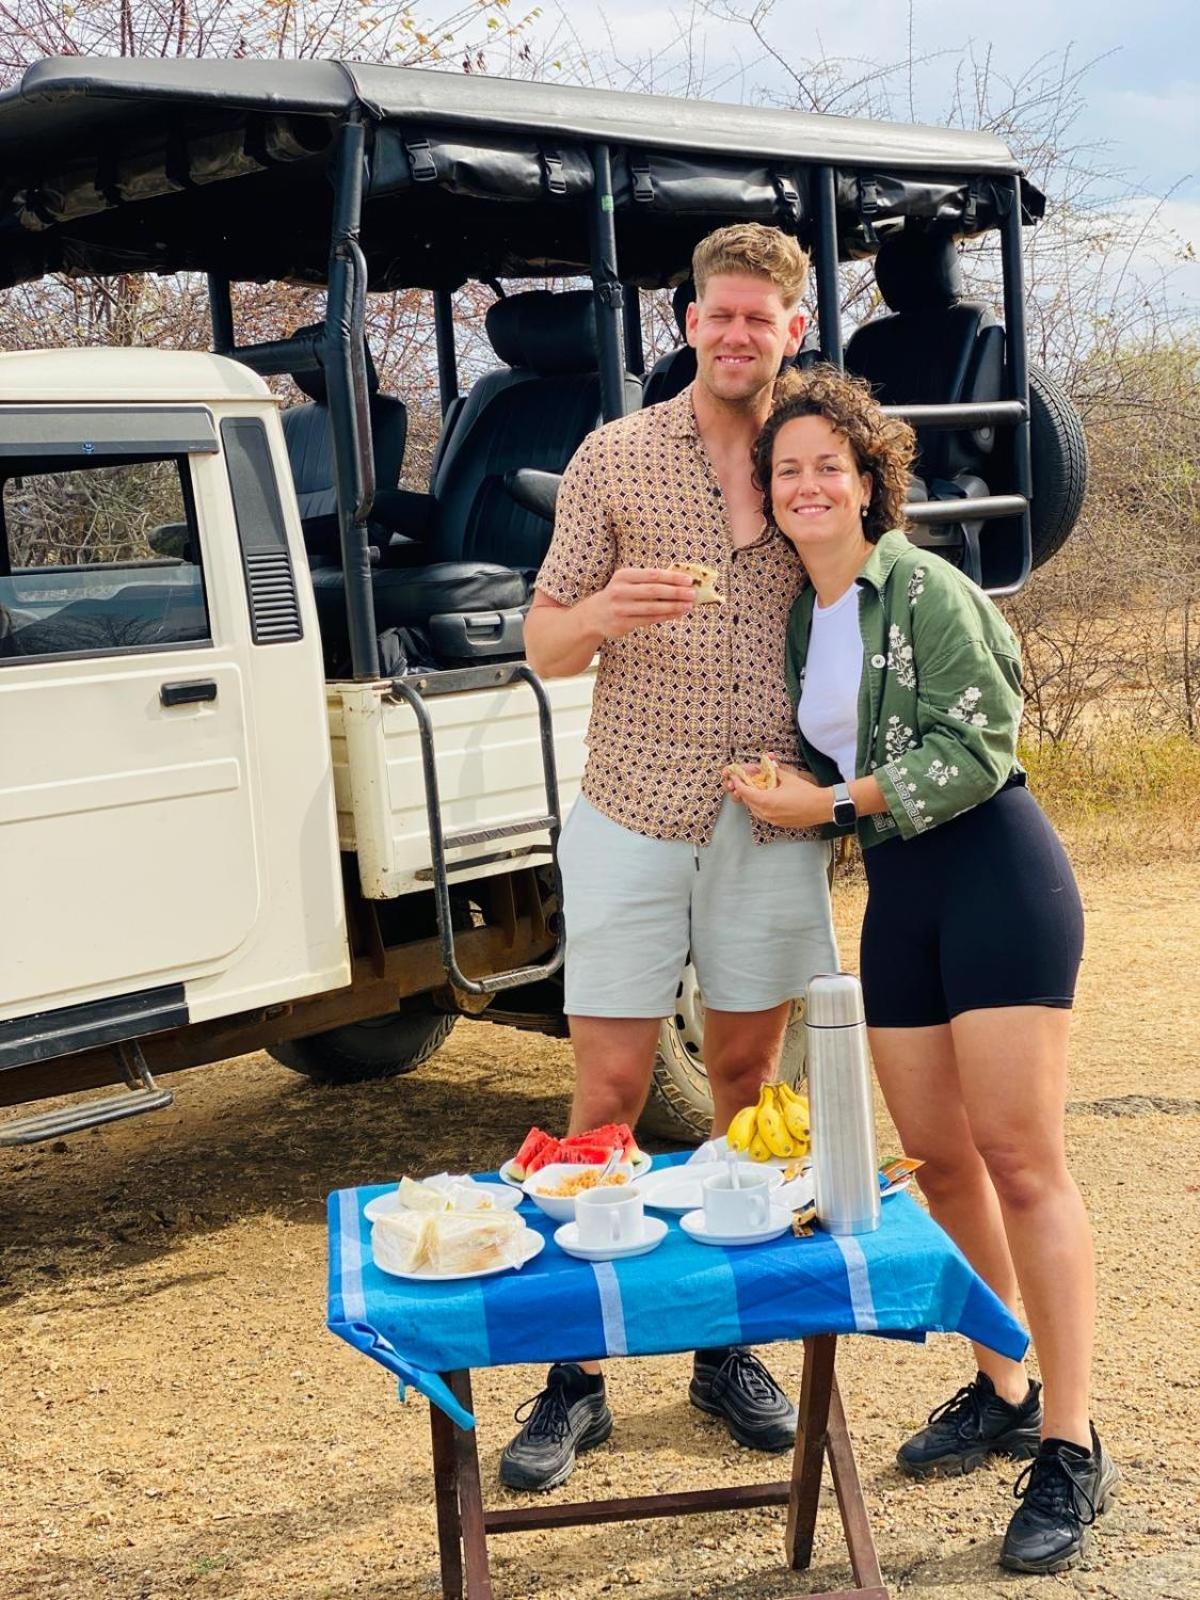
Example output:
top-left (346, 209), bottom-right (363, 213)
top-left (504, 469), bottom-right (561, 523)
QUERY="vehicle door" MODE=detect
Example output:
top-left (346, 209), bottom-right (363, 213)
top-left (0, 405), bottom-right (261, 1025)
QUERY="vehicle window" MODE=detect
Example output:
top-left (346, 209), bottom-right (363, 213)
top-left (0, 456), bottom-right (209, 663)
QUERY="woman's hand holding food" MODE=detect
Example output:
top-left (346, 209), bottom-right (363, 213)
top-left (727, 761), bottom-right (833, 827)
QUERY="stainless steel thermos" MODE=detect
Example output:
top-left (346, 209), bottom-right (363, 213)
top-left (805, 973), bottom-right (881, 1236)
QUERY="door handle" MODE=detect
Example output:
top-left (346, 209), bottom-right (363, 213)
top-left (160, 679), bottom-right (218, 707)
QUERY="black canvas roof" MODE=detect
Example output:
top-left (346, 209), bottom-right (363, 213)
top-left (0, 57), bottom-right (1042, 291)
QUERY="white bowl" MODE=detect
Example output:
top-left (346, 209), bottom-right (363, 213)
top-left (521, 1161), bottom-right (636, 1223)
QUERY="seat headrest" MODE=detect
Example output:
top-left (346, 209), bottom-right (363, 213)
top-left (290, 322), bottom-right (380, 405)
top-left (485, 290), bottom-right (599, 375)
top-left (874, 234), bottom-right (964, 314)
top-left (672, 280), bottom-right (695, 338)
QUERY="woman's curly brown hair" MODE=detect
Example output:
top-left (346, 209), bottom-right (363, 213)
top-left (752, 364), bottom-right (916, 544)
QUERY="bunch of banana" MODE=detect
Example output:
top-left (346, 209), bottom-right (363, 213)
top-left (726, 1082), bottom-right (810, 1162)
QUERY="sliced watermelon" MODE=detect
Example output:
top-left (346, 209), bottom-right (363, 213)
top-left (554, 1137), bottom-right (621, 1166)
top-left (575, 1122), bottom-right (641, 1159)
top-left (524, 1137), bottom-right (565, 1175)
top-left (509, 1126), bottom-right (556, 1180)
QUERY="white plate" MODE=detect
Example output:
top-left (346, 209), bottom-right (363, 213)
top-left (635, 1162), bottom-right (785, 1216)
top-left (553, 1215), bottom-right (668, 1263)
top-left (695, 1136), bottom-right (809, 1174)
top-left (679, 1206), bottom-right (794, 1247)
top-left (363, 1182), bottom-right (521, 1224)
top-left (372, 1228), bottom-right (546, 1281)
top-left (499, 1148), bottom-right (652, 1189)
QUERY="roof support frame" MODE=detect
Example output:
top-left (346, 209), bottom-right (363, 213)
top-left (587, 143), bottom-right (629, 422)
top-left (813, 165), bottom-right (843, 369)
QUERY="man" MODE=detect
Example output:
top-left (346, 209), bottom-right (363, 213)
top-left (501, 224), bottom-right (838, 1493)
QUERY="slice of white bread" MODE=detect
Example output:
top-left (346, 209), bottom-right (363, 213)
top-left (372, 1209), bottom-right (527, 1276)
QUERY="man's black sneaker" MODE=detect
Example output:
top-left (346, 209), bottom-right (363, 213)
top-left (689, 1347), bottom-right (797, 1452)
top-left (1000, 1426), bottom-right (1119, 1573)
top-left (498, 1364), bottom-right (613, 1492)
top-left (896, 1372), bottom-right (1043, 1478)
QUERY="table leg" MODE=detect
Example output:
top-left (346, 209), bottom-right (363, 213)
top-left (785, 1333), bottom-right (837, 1570)
top-left (430, 1381), bottom-right (464, 1600)
top-left (826, 1374), bottom-right (885, 1592)
top-left (445, 1370), bottom-right (494, 1600)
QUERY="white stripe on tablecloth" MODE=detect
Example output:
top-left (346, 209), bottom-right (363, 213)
top-left (591, 1262), bottom-right (628, 1355)
top-left (337, 1189), bottom-right (367, 1323)
top-left (833, 1234), bottom-right (877, 1332)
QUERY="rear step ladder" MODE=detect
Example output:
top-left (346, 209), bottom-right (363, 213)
top-left (0, 1042), bottom-right (174, 1146)
top-left (390, 662), bottom-right (565, 997)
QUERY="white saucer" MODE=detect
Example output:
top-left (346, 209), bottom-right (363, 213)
top-left (372, 1228), bottom-right (545, 1281)
top-left (499, 1149), bottom-right (652, 1189)
top-left (363, 1181), bottom-right (521, 1223)
top-left (679, 1206), bottom-right (794, 1247)
top-left (553, 1215), bottom-right (668, 1263)
top-left (635, 1162), bottom-right (784, 1216)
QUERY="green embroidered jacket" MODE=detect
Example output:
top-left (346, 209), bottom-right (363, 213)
top-left (783, 529), bottom-right (1025, 848)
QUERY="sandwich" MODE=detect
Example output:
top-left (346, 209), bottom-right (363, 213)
top-left (671, 561), bottom-right (724, 605)
top-left (722, 752), bottom-right (780, 791)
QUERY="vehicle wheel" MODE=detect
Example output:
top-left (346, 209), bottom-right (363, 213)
top-left (270, 1008), bottom-right (457, 1084)
top-left (1027, 364), bottom-right (1089, 569)
top-left (639, 964), bottom-right (807, 1143)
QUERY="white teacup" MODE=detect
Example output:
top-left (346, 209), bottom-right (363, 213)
top-left (575, 1185), bottom-right (645, 1250)
top-left (702, 1169), bottom-right (771, 1235)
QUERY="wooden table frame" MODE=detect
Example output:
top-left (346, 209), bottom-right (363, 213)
top-left (427, 1333), bottom-right (889, 1600)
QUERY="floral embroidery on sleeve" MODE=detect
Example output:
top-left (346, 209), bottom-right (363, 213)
top-left (947, 686), bottom-right (989, 727)
top-left (886, 624), bottom-right (917, 689)
top-left (907, 567), bottom-right (927, 602)
top-left (925, 757), bottom-right (960, 787)
top-left (884, 714), bottom-right (917, 762)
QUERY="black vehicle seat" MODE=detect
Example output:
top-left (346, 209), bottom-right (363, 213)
top-left (643, 280), bottom-right (822, 409)
top-left (280, 324), bottom-right (409, 564)
top-left (844, 233), bottom-right (1006, 494)
top-left (309, 288), bottom-right (641, 663)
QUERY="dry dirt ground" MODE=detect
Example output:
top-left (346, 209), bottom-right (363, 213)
top-left (2, 861), bottom-right (1199, 1600)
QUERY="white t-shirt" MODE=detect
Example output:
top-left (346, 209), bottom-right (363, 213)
top-left (797, 583), bottom-right (863, 781)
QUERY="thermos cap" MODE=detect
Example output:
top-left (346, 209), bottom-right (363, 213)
top-left (805, 972), bottom-right (866, 1028)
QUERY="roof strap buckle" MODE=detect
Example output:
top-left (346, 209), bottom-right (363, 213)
top-left (596, 280), bottom-right (625, 309)
top-left (858, 175), bottom-right (881, 246)
top-left (405, 138), bottom-right (437, 184)
top-left (772, 172), bottom-right (801, 224)
top-left (541, 147), bottom-right (567, 195)
top-left (962, 178), bottom-right (979, 233)
top-left (630, 161), bottom-right (654, 203)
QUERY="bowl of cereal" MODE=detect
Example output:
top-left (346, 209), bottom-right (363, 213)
top-left (522, 1161), bottom-right (636, 1223)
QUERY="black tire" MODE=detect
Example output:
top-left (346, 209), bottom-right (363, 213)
top-left (270, 1009), bottom-right (457, 1085)
top-left (1028, 364), bottom-right (1089, 569)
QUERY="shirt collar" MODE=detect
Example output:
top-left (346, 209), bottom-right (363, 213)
top-left (855, 528), bottom-right (912, 593)
top-left (665, 383), bottom-right (701, 438)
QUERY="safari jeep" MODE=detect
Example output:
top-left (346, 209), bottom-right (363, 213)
top-left (0, 57), bottom-right (1086, 1144)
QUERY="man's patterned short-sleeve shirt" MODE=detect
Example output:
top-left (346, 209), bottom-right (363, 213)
top-left (535, 385), bottom-right (817, 846)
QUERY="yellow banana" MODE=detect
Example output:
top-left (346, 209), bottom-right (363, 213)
top-left (779, 1090), bottom-right (811, 1145)
top-left (726, 1101), bottom-right (759, 1152)
top-left (756, 1087), bottom-right (799, 1158)
top-left (747, 1129), bottom-right (774, 1163)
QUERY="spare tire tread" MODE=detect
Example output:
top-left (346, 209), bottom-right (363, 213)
top-left (1028, 364), bottom-right (1089, 568)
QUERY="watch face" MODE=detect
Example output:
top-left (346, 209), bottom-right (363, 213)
top-left (833, 799), bottom-right (856, 827)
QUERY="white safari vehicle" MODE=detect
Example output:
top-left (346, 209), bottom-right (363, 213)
top-left (0, 59), bottom-right (1084, 1144)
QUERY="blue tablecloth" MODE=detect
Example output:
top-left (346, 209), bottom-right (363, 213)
top-left (327, 1158), bottom-right (1027, 1429)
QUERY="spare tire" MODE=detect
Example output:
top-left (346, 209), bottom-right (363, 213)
top-left (1028, 364), bottom-right (1088, 569)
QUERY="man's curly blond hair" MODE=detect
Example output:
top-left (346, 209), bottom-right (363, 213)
top-left (752, 365), bottom-right (916, 543)
top-left (692, 224), bottom-right (810, 308)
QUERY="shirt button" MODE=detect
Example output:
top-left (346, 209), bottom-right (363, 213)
top-left (871, 654), bottom-right (886, 669)
top-left (732, 614), bottom-right (740, 624)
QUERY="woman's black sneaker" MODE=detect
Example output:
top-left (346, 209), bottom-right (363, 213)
top-left (1000, 1426), bottom-right (1119, 1573)
top-left (897, 1372), bottom-right (1042, 1478)
top-left (498, 1363), bottom-right (613, 1491)
top-left (689, 1347), bottom-right (797, 1452)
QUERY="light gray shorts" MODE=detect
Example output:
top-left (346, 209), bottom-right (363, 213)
top-left (559, 794), bottom-right (838, 1018)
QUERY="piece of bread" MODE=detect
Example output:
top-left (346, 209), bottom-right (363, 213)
top-left (722, 752), bottom-right (779, 791)
top-left (372, 1210), bottom-right (527, 1276)
top-left (671, 561), bottom-right (724, 605)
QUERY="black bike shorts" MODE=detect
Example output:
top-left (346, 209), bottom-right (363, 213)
top-left (860, 781), bottom-right (1084, 1029)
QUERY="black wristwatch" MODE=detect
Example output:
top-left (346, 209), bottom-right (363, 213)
top-left (831, 781), bottom-right (857, 829)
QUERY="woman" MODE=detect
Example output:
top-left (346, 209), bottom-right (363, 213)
top-left (727, 366), bottom-right (1117, 1575)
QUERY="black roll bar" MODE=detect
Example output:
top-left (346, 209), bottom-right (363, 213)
top-left (433, 287), bottom-right (460, 418)
top-left (209, 273), bottom-right (235, 355)
top-left (588, 143), bottom-right (629, 422)
top-left (999, 172), bottom-right (1034, 592)
top-left (813, 165), bottom-right (843, 368)
top-left (323, 114), bottom-right (380, 678)
top-left (622, 284), bottom-right (645, 377)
